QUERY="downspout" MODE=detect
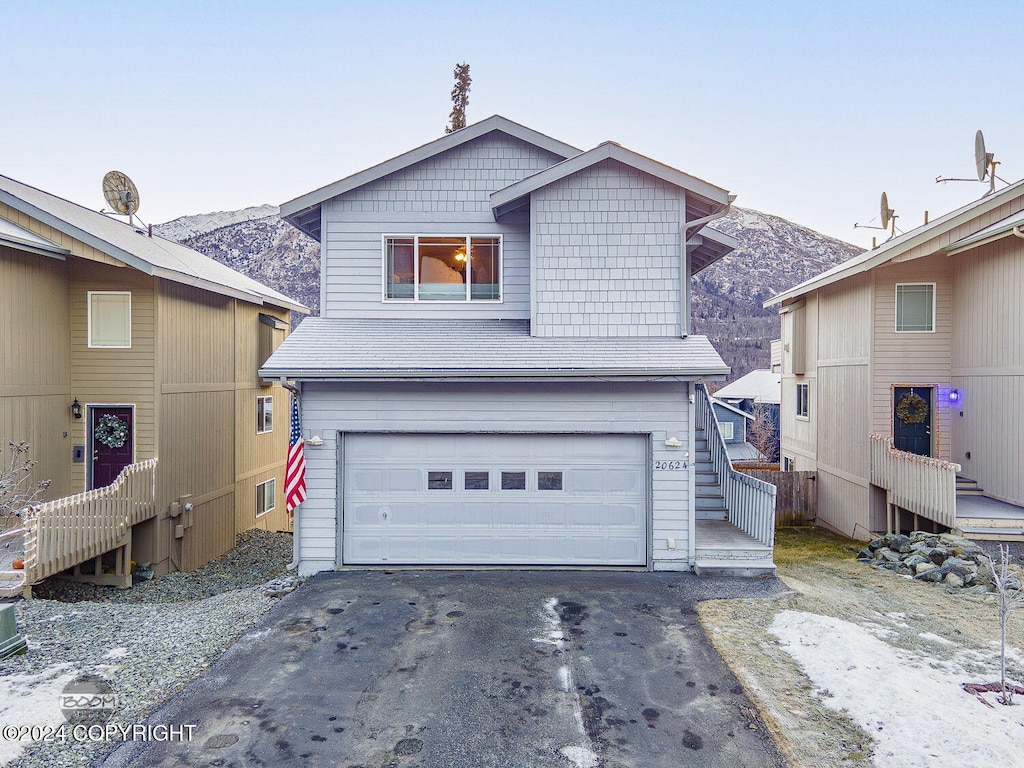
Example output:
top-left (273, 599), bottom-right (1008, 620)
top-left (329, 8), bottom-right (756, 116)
top-left (681, 195), bottom-right (736, 337)
top-left (280, 377), bottom-right (301, 571)
top-left (1012, 226), bottom-right (1024, 239)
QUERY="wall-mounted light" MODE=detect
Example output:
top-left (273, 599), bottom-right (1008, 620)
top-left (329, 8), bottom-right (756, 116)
top-left (71, 399), bottom-right (83, 419)
top-left (307, 435), bottom-right (324, 447)
top-left (949, 388), bottom-right (961, 403)
top-left (664, 437), bottom-right (683, 447)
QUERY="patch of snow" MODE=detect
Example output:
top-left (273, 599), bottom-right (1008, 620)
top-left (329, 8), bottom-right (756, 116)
top-left (558, 665), bottom-right (571, 693)
top-left (102, 647), bottom-right (129, 659)
top-left (533, 597), bottom-right (565, 651)
top-left (771, 610), bottom-right (1024, 767)
top-left (154, 205), bottom-right (279, 242)
top-left (559, 745), bottom-right (600, 768)
top-left (0, 663), bottom-right (78, 764)
top-left (917, 632), bottom-right (955, 646)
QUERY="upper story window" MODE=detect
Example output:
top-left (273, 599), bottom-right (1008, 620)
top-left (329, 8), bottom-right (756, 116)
top-left (88, 291), bottom-right (131, 348)
top-left (257, 395), bottom-right (274, 434)
top-left (895, 283), bottom-right (935, 332)
top-left (796, 382), bottom-right (810, 419)
top-left (385, 235), bottom-right (501, 302)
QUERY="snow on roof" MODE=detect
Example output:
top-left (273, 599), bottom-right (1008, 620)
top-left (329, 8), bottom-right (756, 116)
top-left (714, 369), bottom-right (781, 404)
top-left (0, 174), bottom-right (307, 313)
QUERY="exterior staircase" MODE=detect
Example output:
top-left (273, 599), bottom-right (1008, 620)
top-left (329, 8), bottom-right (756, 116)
top-left (691, 398), bottom-right (777, 577)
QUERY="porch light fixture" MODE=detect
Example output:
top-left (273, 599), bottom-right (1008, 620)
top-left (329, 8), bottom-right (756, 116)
top-left (71, 399), bottom-right (83, 420)
top-left (307, 435), bottom-right (324, 447)
top-left (949, 389), bottom-right (961, 403)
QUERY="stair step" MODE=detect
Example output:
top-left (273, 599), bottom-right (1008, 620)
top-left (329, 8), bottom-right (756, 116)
top-left (695, 547), bottom-right (772, 560)
top-left (956, 489), bottom-right (986, 496)
top-left (955, 527), bottom-right (1024, 542)
top-left (693, 558), bottom-right (777, 577)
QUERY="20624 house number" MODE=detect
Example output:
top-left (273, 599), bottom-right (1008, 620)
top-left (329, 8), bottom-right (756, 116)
top-left (653, 460), bottom-right (686, 471)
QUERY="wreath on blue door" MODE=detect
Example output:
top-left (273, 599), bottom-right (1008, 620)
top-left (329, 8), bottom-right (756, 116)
top-left (94, 414), bottom-right (129, 449)
top-left (895, 392), bottom-right (929, 425)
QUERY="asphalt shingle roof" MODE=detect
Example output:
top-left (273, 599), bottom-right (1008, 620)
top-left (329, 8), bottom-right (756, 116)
top-left (260, 318), bottom-right (729, 379)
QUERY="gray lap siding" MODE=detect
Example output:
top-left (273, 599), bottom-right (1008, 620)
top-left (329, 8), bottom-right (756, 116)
top-left (297, 381), bottom-right (693, 574)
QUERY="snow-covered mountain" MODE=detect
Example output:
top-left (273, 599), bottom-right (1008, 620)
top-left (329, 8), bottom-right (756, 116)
top-left (156, 204), bottom-right (862, 380)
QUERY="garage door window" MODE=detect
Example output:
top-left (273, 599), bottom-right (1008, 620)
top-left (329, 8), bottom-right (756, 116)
top-left (501, 471), bottom-right (526, 490)
top-left (464, 471), bottom-right (489, 490)
top-left (427, 471), bottom-right (453, 490)
top-left (538, 471), bottom-right (563, 491)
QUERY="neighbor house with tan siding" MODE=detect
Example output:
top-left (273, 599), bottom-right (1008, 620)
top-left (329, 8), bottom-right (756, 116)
top-left (768, 180), bottom-right (1024, 541)
top-left (0, 174), bottom-right (306, 584)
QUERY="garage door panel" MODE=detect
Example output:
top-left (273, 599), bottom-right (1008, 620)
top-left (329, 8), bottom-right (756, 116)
top-left (343, 433), bottom-right (647, 566)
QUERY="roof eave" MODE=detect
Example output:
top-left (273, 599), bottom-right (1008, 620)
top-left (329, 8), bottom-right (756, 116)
top-left (766, 180), bottom-right (1024, 307)
top-left (259, 366), bottom-right (729, 381)
top-left (0, 235), bottom-right (68, 259)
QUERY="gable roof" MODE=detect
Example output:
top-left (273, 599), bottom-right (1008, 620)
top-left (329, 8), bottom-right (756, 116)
top-left (260, 318), bottom-right (729, 380)
top-left (280, 115), bottom-right (582, 240)
top-left (712, 397), bottom-right (755, 420)
top-left (0, 217), bottom-right (69, 258)
top-left (0, 174), bottom-right (307, 313)
top-left (713, 369), bottom-right (781, 404)
top-left (767, 178), bottom-right (1024, 306)
top-left (490, 141), bottom-right (730, 218)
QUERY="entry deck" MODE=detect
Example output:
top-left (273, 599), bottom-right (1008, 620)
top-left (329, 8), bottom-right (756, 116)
top-left (693, 519), bottom-right (776, 576)
top-left (955, 492), bottom-right (1024, 541)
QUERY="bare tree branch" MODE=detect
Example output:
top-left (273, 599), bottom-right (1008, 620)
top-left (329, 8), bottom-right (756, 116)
top-left (0, 441), bottom-right (51, 524)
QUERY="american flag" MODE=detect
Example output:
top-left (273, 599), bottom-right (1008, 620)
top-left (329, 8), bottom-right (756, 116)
top-left (285, 394), bottom-right (306, 514)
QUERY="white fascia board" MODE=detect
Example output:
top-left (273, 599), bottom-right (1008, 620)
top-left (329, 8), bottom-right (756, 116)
top-left (0, 235), bottom-right (68, 259)
top-left (491, 142), bottom-right (730, 216)
top-left (280, 115), bottom-right (581, 219)
top-left (766, 179), bottom-right (1024, 307)
top-left (258, 368), bottom-right (730, 381)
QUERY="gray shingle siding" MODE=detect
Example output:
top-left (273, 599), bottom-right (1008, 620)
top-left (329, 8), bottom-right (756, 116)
top-left (321, 133), bottom-right (563, 320)
top-left (531, 159), bottom-right (684, 337)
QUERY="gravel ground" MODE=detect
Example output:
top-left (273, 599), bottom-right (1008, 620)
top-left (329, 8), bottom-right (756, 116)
top-left (0, 530), bottom-right (300, 768)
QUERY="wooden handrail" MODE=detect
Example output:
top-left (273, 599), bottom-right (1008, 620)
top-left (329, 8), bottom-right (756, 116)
top-left (22, 458), bottom-right (158, 586)
top-left (696, 384), bottom-right (777, 547)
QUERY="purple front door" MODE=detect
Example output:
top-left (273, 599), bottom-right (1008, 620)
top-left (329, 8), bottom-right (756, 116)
top-left (90, 406), bottom-right (134, 489)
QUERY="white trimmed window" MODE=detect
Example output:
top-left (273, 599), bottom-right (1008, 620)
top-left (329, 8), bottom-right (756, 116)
top-left (796, 382), bottom-right (809, 419)
top-left (88, 291), bottom-right (131, 348)
top-left (256, 478), bottom-right (275, 517)
top-left (385, 235), bottom-right (501, 302)
top-left (896, 283), bottom-right (935, 332)
top-left (719, 421), bottom-right (735, 440)
top-left (256, 396), bottom-right (273, 434)
top-left (783, 456), bottom-right (796, 472)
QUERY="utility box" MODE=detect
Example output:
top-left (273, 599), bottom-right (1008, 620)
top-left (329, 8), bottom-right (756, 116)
top-left (0, 604), bottom-right (27, 659)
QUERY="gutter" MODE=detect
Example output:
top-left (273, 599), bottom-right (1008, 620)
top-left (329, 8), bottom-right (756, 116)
top-left (260, 367), bottom-right (731, 381)
top-left (681, 194), bottom-right (735, 336)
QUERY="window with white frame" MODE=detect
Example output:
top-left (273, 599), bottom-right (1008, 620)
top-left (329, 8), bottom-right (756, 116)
top-left (88, 291), bottom-right (131, 348)
top-left (895, 283), bottom-right (935, 332)
top-left (256, 396), bottom-right (273, 434)
top-left (796, 382), bottom-right (809, 418)
top-left (783, 456), bottom-right (795, 472)
top-left (385, 235), bottom-right (501, 301)
top-left (719, 421), bottom-right (735, 440)
top-left (256, 478), bottom-right (275, 517)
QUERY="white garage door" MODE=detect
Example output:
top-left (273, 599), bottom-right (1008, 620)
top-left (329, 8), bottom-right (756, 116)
top-left (342, 433), bottom-right (648, 566)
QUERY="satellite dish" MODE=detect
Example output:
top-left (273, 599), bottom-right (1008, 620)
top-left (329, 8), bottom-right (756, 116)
top-left (880, 192), bottom-right (893, 229)
top-left (102, 171), bottom-right (140, 217)
top-left (975, 130), bottom-right (990, 182)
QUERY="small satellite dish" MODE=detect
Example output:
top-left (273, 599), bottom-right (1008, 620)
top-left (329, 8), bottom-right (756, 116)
top-left (880, 192), bottom-right (893, 229)
top-left (102, 171), bottom-right (140, 217)
top-left (975, 130), bottom-right (990, 182)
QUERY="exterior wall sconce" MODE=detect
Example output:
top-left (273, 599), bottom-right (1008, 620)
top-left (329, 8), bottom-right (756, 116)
top-left (71, 399), bottom-right (83, 419)
top-left (307, 435), bottom-right (324, 447)
top-left (949, 388), bottom-right (961, 403)
top-left (664, 437), bottom-right (683, 447)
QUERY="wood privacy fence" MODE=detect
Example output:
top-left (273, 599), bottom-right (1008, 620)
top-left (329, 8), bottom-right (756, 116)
top-left (739, 470), bottom-right (817, 526)
top-left (22, 459), bottom-right (158, 586)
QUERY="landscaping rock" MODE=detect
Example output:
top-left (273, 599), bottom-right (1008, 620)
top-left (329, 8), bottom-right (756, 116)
top-left (889, 534), bottom-right (913, 553)
top-left (877, 548), bottom-right (902, 563)
top-left (903, 554), bottom-right (928, 570)
top-left (915, 561), bottom-right (938, 576)
top-left (916, 566), bottom-right (950, 583)
top-left (944, 572), bottom-right (965, 588)
top-left (857, 548), bottom-right (874, 561)
top-left (927, 547), bottom-right (950, 565)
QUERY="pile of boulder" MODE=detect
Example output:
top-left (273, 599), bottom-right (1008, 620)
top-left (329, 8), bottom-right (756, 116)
top-left (857, 532), bottom-right (1020, 594)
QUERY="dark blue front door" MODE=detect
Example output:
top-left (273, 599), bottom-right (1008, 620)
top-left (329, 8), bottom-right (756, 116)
top-left (893, 387), bottom-right (931, 457)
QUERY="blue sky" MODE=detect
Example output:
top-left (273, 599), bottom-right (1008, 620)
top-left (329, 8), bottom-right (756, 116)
top-left (4, 1), bottom-right (1022, 246)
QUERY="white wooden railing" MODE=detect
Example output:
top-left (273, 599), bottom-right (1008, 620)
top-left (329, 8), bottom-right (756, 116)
top-left (21, 459), bottom-right (158, 586)
top-left (870, 433), bottom-right (959, 530)
top-left (696, 384), bottom-right (777, 548)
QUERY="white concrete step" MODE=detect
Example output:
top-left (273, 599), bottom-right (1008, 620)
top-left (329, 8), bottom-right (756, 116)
top-left (956, 526), bottom-right (1024, 542)
top-left (692, 559), bottom-right (777, 577)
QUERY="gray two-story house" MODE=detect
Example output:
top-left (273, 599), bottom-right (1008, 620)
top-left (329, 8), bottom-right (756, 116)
top-left (263, 116), bottom-right (776, 575)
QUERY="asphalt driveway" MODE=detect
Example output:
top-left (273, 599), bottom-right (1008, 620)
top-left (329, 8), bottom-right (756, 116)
top-left (98, 571), bottom-right (786, 768)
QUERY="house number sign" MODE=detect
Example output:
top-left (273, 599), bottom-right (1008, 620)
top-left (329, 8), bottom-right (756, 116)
top-left (653, 460), bottom-right (686, 471)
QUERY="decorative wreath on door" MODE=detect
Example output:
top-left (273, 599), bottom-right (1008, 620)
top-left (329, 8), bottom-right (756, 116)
top-left (895, 392), bottom-right (929, 425)
top-left (94, 414), bottom-right (129, 449)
